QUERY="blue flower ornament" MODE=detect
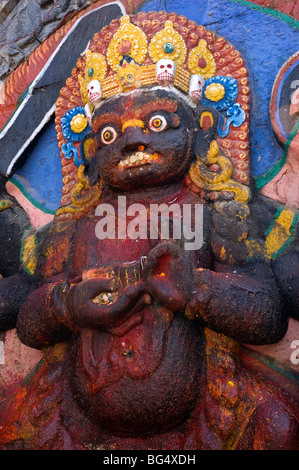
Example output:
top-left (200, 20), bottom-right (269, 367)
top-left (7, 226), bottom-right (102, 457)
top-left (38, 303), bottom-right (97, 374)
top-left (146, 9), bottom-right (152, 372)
top-left (61, 107), bottom-right (91, 167)
top-left (201, 76), bottom-right (246, 138)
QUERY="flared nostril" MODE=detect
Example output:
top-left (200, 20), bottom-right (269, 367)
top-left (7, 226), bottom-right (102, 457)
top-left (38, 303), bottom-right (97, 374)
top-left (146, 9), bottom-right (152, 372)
top-left (122, 126), bottom-right (148, 153)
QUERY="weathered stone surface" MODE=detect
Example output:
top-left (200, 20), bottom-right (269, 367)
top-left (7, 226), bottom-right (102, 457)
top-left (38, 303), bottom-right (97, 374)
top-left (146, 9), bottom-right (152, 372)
top-left (0, 0), bottom-right (99, 81)
top-left (0, 0), bottom-right (298, 452)
top-left (250, 0), bottom-right (299, 20)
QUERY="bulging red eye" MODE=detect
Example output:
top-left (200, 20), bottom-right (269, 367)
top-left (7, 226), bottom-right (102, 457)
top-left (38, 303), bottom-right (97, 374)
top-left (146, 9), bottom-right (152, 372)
top-left (160, 65), bottom-right (165, 69)
top-left (167, 64), bottom-right (172, 68)
top-left (148, 115), bottom-right (167, 132)
top-left (100, 126), bottom-right (118, 144)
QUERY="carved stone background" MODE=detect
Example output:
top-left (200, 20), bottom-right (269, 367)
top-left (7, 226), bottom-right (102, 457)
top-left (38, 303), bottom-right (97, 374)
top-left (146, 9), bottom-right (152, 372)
top-left (251, 0), bottom-right (299, 19)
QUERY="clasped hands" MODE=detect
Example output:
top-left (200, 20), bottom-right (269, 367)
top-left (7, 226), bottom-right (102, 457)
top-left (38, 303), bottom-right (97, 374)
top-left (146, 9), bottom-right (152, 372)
top-left (53, 240), bottom-right (209, 331)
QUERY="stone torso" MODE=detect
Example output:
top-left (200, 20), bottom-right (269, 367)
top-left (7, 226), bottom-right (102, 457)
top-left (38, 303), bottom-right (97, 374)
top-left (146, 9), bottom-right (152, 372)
top-left (63, 187), bottom-right (210, 435)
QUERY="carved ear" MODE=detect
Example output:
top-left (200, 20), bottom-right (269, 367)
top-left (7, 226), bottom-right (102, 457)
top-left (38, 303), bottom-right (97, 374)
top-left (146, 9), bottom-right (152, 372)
top-left (79, 131), bottom-right (99, 187)
top-left (192, 106), bottom-right (220, 160)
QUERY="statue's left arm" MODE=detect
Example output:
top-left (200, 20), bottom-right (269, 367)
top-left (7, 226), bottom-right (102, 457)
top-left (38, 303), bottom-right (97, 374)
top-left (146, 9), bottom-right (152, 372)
top-left (187, 199), bottom-right (287, 345)
top-left (187, 260), bottom-right (286, 345)
top-left (143, 200), bottom-right (287, 345)
top-left (271, 245), bottom-right (299, 321)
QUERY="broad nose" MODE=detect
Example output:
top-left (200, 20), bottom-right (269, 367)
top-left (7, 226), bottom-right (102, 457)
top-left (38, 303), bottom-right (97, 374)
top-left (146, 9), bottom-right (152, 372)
top-left (121, 119), bottom-right (148, 152)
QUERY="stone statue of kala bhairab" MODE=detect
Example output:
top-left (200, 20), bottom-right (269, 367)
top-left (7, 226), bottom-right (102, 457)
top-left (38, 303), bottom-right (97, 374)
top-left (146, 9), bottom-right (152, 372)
top-left (0, 12), bottom-right (298, 450)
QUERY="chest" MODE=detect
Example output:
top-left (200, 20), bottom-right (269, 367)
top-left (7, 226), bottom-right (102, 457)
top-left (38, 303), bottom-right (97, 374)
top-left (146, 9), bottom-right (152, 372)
top-left (70, 195), bottom-right (211, 275)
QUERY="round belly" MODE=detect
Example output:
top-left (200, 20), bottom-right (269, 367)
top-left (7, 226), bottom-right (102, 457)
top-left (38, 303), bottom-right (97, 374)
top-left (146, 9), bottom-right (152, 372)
top-left (68, 307), bottom-right (205, 437)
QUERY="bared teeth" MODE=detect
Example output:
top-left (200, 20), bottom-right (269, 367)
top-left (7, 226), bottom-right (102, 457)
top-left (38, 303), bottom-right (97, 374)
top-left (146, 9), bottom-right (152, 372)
top-left (129, 155), bottom-right (137, 164)
top-left (118, 151), bottom-right (158, 169)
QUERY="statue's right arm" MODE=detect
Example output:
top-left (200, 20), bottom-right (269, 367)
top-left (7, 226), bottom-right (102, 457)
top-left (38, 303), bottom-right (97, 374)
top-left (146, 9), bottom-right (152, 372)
top-left (15, 220), bottom-right (77, 349)
top-left (16, 275), bottom-right (74, 350)
top-left (16, 272), bottom-right (146, 350)
top-left (0, 270), bottom-right (38, 332)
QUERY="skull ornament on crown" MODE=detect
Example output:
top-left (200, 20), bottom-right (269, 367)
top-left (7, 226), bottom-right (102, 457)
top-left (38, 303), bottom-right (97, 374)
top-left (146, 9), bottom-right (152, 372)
top-left (87, 79), bottom-right (102, 105)
top-left (189, 74), bottom-right (205, 102)
top-left (156, 59), bottom-right (177, 85)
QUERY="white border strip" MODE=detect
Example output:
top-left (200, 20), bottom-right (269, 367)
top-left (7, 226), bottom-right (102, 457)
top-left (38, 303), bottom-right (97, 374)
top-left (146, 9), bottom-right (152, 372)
top-left (6, 103), bottom-right (56, 175)
top-left (2, 1), bottom-right (126, 174)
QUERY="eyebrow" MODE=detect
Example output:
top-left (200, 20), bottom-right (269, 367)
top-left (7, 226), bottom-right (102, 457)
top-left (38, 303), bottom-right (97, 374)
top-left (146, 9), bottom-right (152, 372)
top-left (92, 98), bottom-right (179, 133)
top-left (92, 112), bottom-right (121, 133)
top-left (124, 98), bottom-right (178, 121)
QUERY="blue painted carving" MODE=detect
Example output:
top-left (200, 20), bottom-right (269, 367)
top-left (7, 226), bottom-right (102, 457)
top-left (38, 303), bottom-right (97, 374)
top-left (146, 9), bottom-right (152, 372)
top-left (201, 76), bottom-right (239, 111)
top-left (138, 0), bottom-right (299, 178)
top-left (218, 104), bottom-right (246, 138)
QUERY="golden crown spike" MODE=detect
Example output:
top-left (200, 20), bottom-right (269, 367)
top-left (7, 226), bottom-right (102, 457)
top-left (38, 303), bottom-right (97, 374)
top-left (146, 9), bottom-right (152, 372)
top-left (106, 15), bottom-right (148, 71)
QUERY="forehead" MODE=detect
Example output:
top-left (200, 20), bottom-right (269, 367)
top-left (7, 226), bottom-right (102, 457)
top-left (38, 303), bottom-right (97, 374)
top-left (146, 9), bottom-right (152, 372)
top-left (92, 90), bottom-right (188, 132)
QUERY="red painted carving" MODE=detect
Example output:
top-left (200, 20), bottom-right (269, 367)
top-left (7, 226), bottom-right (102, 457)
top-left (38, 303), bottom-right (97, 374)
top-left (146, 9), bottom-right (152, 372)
top-left (0, 10), bottom-right (298, 452)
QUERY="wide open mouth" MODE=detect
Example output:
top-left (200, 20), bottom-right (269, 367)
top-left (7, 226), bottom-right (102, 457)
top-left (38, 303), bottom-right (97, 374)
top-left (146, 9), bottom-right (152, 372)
top-left (118, 150), bottom-right (160, 169)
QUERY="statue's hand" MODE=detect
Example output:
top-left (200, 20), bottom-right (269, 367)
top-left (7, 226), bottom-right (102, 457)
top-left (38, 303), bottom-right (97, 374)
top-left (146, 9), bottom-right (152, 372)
top-left (185, 268), bottom-right (212, 322)
top-left (142, 240), bottom-right (192, 311)
top-left (53, 275), bottom-right (145, 331)
top-left (211, 200), bottom-right (250, 264)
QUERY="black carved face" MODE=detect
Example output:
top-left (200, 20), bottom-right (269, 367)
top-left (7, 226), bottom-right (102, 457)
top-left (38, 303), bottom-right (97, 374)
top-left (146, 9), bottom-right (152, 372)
top-left (89, 89), bottom-right (197, 191)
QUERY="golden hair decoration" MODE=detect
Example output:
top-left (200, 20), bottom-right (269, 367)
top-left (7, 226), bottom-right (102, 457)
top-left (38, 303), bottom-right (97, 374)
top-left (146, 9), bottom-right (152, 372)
top-left (205, 82), bottom-right (225, 101)
top-left (117, 59), bottom-right (142, 92)
top-left (78, 19), bottom-right (218, 106)
top-left (148, 20), bottom-right (187, 66)
top-left (188, 39), bottom-right (217, 79)
top-left (106, 15), bottom-right (148, 72)
top-left (78, 50), bottom-right (107, 105)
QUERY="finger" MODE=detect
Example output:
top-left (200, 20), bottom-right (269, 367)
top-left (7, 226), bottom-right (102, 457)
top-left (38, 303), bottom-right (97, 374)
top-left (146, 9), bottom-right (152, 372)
top-left (69, 275), bottom-right (82, 284)
top-left (212, 211), bottom-right (248, 242)
top-left (146, 276), bottom-right (189, 311)
top-left (78, 277), bottom-right (120, 299)
top-left (214, 200), bottom-right (250, 219)
top-left (143, 241), bottom-right (184, 280)
top-left (86, 281), bottom-right (145, 329)
top-left (150, 240), bottom-right (183, 259)
top-left (84, 282), bottom-right (145, 329)
top-left (110, 281), bottom-right (145, 316)
top-left (211, 232), bottom-right (248, 264)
